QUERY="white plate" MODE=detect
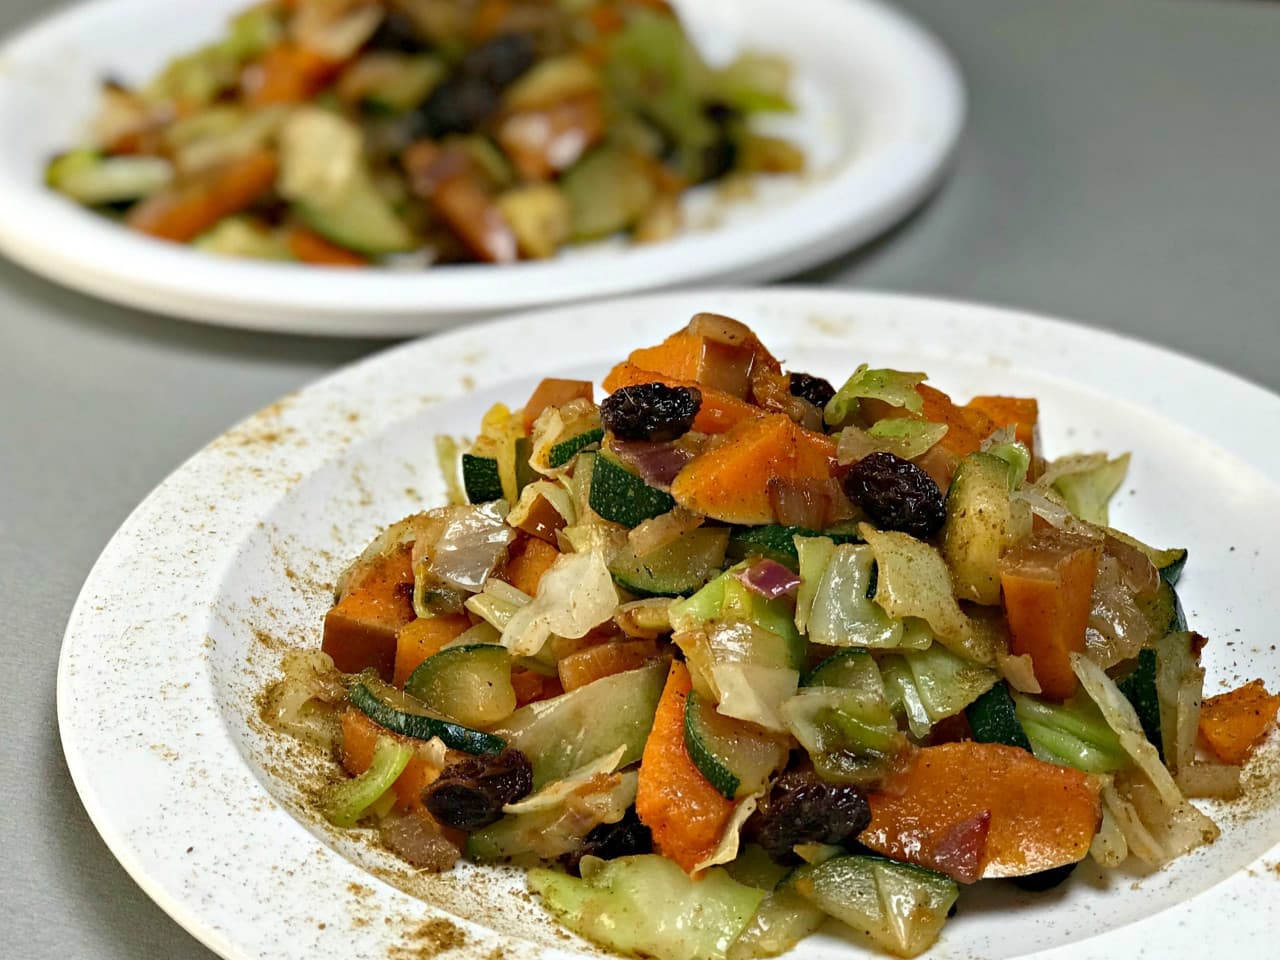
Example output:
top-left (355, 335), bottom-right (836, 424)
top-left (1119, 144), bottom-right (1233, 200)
top-left (0, 0), bottom-right (961, 336)
top-left (59, 289), bottom-right (1280, 960)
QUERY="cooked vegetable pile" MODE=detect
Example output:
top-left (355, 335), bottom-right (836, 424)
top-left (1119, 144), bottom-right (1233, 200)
top-left (265, 313), bottom-right (1280, 959)
top-left (46, 0), bottom-right (802, 267)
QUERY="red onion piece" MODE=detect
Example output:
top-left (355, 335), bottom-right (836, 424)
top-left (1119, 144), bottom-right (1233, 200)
top-left (737, 558), bottom-right (801, 599)
top-left (610, 440), bottom-right (695, 489)
top-left (927, 809), bottom-right (991, 884)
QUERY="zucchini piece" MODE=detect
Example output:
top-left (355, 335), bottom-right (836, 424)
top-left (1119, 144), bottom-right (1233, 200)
top-left (1136, 580), bottom-right (1187, 637)
top-left (727, 876), bottom-right (825, 960)
top-left (1117, 648), bottom-right (1163, 758)
top-left (966, 683), bottom-right (1032, 751)
top-left (46, 150), bottom-right (174, 206)
top-left (561, 146), bottom-right (656, 241)
top-left (404, 643), bottom-right (515, 728)
top-left (1012, 691), bottom-right (1129, 773)
top-left (609, 527), bottom-right (729, 597)
top-left (683, 690), bottom-right (787, 800)
top-left (727, 524), bottom-right (861, 567)
top-left (294, 165), bottom-right (416, 257)
top-left (462, 453), bottom-right (504, 503)
top-left (529, 854), bottom-right (765, 960)
top-left (348, 678), bottom-right (506, 755)
top-left (502, 661), bottom-right (667, 788)
top-left (589, 450), bottom-right (676, 527)
top-left (195, 217), bottom-right (292, 260)
top-left (362, 55), bottom-right (446, 114)
top-left (803, 648), bottom-right (876, 688)
top-left (942, 452), bottom-right (1028, 605)
top-left (792, 855), bottom-right (958, 959)
top-left (548, 428), bottom-right (604, 469)
top-left (514, 436), bottom-right (539, 494)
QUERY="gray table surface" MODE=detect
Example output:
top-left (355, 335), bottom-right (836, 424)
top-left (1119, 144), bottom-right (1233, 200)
top-left (4, 0), bottom-right (1279, 957)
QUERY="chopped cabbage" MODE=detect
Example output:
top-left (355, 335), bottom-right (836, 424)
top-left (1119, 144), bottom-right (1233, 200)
top-left (501, 548), bottom-right (618, 656)
top-left (824, 365), bottom-right (927, 428)
top-left (1045, 453), bottom-right (1130, 525)
top-left (801, 542), bottom-right (904, 649)
top-left (836, 419), bottom-right (949, 464)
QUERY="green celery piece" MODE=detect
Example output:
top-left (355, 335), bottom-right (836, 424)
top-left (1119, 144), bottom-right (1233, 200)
top-left (320, 736), bottom-right (412, 828)
top-left (1013, 692), bottom-right (1129, 773)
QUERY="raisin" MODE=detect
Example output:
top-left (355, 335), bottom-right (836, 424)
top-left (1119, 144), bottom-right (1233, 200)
top-left (415, 76), bottom-right (503, 138)
top-left (1009, 862), bottom-right (1077, 891)
top-left (368, 11), bottom-right (426, 52)
top-left (843, 451), bottom-right (946, 539)
top-left (601, 383), bottom-right (702, 443)
top-left (746, 769), bottom-right (871, 863)
top-left (461, 33), bottom-right (537, 88)
top-left (559, 808), bottom-right (653, 875)
top-left (421, 748), bottom-right (533, 831)
top-left (788, 372), bottom-right (836, 409)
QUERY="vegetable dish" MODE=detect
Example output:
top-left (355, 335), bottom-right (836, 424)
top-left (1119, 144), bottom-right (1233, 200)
top-left (264, 312), bottom-right (1279, 959)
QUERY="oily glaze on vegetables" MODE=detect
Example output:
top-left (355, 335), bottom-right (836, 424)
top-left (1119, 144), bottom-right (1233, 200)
top-left (46, 0), bottom-right (804, 268)
top-left (264, 311), bottom-right (1280, 960)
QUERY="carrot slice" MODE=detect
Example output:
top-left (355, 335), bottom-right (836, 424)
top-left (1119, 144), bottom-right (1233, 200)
top-left (861, 741), bottom-right (1102, 881)
top-left (392, 613), bottom-right (472, 688)
top-left (999, 529), bottom-right (1101, 701)
top-left (670, 413), bottom-right (837, 525)
top-left (127, 149), bottom-right (280, 243)
top-left (522, 378), bottom-right (594, 433)
top-left (603, 362), bottom-right (763, 434)
top-left (636, 661), bottom-right (736, 874)
top-left (286, 226), bottom-right (369, 267)
top-left (245, 42), bottom-right (342, 107)
top-left (502, 536), bottom-right (560, 596)
top-left (558, 639), bottom-right (663, 691)
top-left (1199, 680), bottom-right (1280, 765)
top-left (322, 544), bottom-right (416, 680)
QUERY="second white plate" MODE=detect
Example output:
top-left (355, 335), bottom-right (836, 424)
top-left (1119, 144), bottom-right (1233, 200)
top-left (0, 0), bottom-right (961, 336)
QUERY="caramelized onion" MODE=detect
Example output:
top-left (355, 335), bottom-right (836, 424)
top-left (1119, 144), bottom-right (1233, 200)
top-left (609, 440), bottom-right (695, 489)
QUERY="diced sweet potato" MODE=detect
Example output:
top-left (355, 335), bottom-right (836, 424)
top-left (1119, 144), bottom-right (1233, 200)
top-left (502, 536), bottom-right (560, 596)
top-left (917, 384), bottom-right (995, 458)
top-left (558, 638), bottom-right (663, 691)
top-left (322, 544), bottom-right (415, 680)
top-left (393, 613), bottom-right (472, 688)
top-left (1199, 680), bottom-right (1280, 765)
top-left (340, 707), bottom-right (447, 814)
top-left (127, 149), bottom-right (279, 243)
top-left (287, 226), bottom-right (369, 267)
top-left (511, 667), bottom-right (564, 706)
top-left (244, 42), bottom-right (343, 107)
top-left (497, 94), bottom-right (605, 181)
top-left (624, 316), bottom-right (781, 400)
top-left (670, 414), bottom-right (837, 525)
top-left (861, 741), bottom-right (1102, 880)
top-left (966, 395), bottom-right (1039, 462)
top-left (522, 378), bottom-right (594, 433)
top-left (999, 530), bottom-right (1101, 700)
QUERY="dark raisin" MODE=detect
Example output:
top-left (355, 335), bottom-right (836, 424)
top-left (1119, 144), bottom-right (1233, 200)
top-left (601, 383), bottom-right (702, 443)
top-left (461, 33), bottom-right (537, 88)
top-left (1009, 862), bottom-right (1078, 892)
top-left (421, 748), bottom-right (533, 831)
top-left (788, 372), bottom-right (836, 409)
top-left (415, 75), bottom-right (503, 137)
top-left (368, 11), bottom-right (426, 52)
top-left (746, 769), bottom-right (871, 863)
top-left (843, 451), bottom-right (946, 539)
top-left (559, 808), bottom-right (653, 875)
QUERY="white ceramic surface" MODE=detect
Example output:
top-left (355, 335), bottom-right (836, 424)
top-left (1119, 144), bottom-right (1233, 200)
top-left (0, 0), bottom-right (962, 336)
top-left (59, 289), bottom-right (1280, 960)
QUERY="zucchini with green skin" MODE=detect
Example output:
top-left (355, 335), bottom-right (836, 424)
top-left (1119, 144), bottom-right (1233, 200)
top-left (609, 527), bottom-right (729, 597)
top-left (529, 854), bottom-right (766, 960)
top-left (727, 525), bottom-right (861, 567)
top-left (942, 452), bottom-right (1029, 605)
top-left (514, 436), bottom-right (539, 494)
top-left (1137, 579), bottom-right (1187, 638)
top-left (683, 690), bottom-right (788, 799)
top-left (293, 167), bottom-right (416, 257)
top-left (348, 678), bottom-right (506, 755)
top-left (1117, 648), bottom-right (1163, 757)
top-left (47, 150), bottom-right (174, 206)
top-left (1107, 527), bottom-right (1187, 586)
top-left (1012, 691), bottom-right (1129, 773)
top-left (548, 428), bottom-right (604, 469)
top-left (501, 661), bottom-right (667, 788)
top-left (791, 855), bottom-right (958, 959)
top-left (589, 450), bottom-right (676, 527)
top-left (966, 682), bottom-right (1032, 751)
top-left (726, 876), bottom-right (825, 960)
top-left (404, 643), bottom-right (515, 728)
top-left (462, 453), bottom-right (504, 503)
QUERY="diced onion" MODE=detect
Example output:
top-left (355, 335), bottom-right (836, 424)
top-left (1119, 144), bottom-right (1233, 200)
top-left (737, 558), bottom-right (801, 600)
top-left (693, 794), bottom-right (762, 874)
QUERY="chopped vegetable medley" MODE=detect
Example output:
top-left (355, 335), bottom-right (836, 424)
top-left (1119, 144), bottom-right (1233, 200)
top-left (264, 312), bottom-right (1279, 959)
top-left (46, 0), bottom-right (803, 267)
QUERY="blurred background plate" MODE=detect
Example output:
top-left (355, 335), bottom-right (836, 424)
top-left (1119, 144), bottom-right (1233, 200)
top-left (0, 0), bottom-right (961, 336)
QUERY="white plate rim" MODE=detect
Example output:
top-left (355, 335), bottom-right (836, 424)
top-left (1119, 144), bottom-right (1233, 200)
top-left (57, 287), bottom-right (1280, 960)
top-left (0, 0), bottom-right (963, 336)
